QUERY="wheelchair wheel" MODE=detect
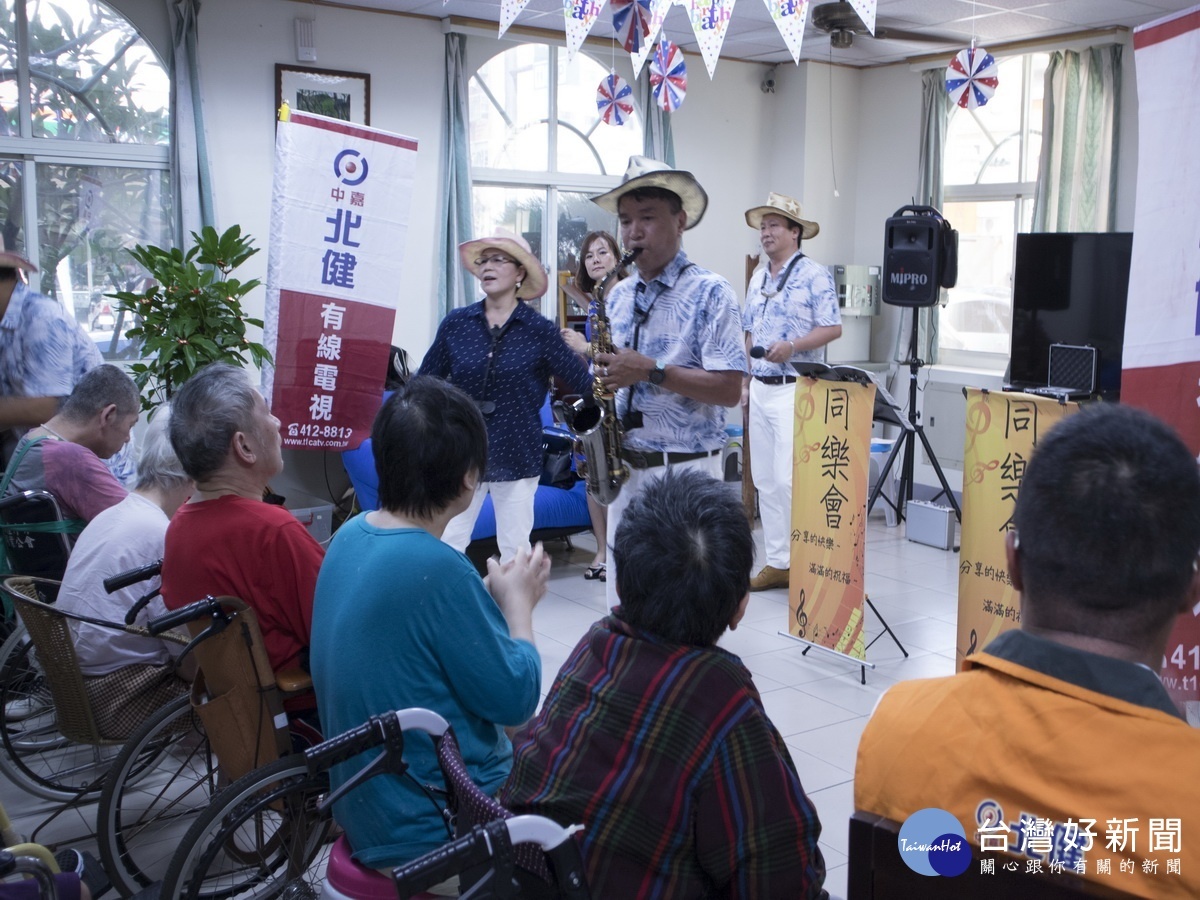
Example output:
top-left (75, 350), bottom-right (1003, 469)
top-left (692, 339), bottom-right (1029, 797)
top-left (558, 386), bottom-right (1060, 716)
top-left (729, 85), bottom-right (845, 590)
top-left (0, 635), bottom-right (121, 800)
top-left (97, 693), bottom-right (217, 897)
top-left (161, 754), bottom-right (333, 900)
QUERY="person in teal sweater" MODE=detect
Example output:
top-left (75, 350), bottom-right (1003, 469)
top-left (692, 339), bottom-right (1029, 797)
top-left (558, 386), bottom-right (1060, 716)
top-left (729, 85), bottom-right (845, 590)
top-left (310, 376), bottom-right (548, 868)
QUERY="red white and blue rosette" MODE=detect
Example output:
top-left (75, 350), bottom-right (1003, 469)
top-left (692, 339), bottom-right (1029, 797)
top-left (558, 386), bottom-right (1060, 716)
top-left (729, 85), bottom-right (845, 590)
top-left (611, 0), bottom-right (652, 54)
top-left (650, 38), bottom-right (686, 112)
top-left (596, 72), bottom-right (634, 126)
top-left (945, 46), bottom-right (999, 110)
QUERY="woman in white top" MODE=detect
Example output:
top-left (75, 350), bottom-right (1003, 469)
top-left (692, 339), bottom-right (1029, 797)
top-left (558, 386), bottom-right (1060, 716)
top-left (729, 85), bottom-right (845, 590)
top-left (57, 408), bottom-right (195, 740)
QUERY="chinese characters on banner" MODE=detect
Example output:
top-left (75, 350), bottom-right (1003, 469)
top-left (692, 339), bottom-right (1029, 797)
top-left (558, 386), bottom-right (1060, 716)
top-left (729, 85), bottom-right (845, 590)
top-left (788, 377), bottom-right (874, 659)
top-left (1125, 8), bottom-right (1200, 725)
top-left (263, 111), bottom-right (417, 452)
top-left (956, 390), bottom-right (1076, 668)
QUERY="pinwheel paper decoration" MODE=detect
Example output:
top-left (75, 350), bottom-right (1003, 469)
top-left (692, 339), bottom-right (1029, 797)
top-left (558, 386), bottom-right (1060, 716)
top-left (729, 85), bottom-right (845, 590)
top-left (946, 45), bottom-right (999, 110)
top-left (611, 0), bottom-right (653, 53)
top-left (649, 38), bottom-right (687, 112)
top-left (597, 71), bottom-right (634, 125)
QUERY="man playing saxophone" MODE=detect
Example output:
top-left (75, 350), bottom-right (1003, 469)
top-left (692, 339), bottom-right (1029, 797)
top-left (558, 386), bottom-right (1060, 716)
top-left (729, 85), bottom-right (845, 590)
top-left (589, 156), bottom-right (747, 609)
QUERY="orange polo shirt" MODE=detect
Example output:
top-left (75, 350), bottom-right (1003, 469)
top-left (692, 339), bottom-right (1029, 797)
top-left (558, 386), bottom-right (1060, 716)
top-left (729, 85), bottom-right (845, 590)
top-left (855, 631), bottom-right (1200, 899)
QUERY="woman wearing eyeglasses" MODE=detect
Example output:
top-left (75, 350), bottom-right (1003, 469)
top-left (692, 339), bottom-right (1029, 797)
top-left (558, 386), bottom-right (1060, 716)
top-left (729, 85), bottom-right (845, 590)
top-left (419, 230), bottom-right (591, 563)
top-left (560, 231), bottom-right (630, 582)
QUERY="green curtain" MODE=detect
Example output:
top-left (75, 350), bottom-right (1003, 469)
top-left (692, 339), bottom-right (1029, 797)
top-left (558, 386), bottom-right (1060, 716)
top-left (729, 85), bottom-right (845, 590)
top-left (167, 0), bottom-right (215, 241)
top-left (1032, 44), bottom-right (1122, 232)
top-left (438, 33), bottom-right (475, 316)
top-left (636, 71), bottom-right (675, 165)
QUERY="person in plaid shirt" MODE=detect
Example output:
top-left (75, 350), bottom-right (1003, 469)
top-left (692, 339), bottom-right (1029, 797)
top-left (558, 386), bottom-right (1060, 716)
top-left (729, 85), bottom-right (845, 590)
top-left (501, 469), bottom-right (828, 898)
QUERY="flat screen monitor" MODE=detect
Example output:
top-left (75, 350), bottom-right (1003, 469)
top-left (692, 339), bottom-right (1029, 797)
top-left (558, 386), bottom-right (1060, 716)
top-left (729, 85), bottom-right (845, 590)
top-left (1009, 232), bottom-right (1133, 398)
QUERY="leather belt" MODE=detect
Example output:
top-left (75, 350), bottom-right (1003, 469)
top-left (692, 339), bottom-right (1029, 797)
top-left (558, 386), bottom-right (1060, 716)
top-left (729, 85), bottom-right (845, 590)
top-left (753, 375), bottom-right (798, 385)
top-left (622, 448), bottom-right (721, 470)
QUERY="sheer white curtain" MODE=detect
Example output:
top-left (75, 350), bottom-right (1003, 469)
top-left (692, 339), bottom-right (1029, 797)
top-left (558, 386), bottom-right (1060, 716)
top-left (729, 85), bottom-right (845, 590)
top-left (1032, 44), bottom-right (1123, 232)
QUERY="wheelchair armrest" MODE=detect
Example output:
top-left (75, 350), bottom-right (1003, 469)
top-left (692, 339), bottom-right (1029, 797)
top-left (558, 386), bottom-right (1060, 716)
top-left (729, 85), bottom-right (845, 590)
top-left (276, 668), bottom-right (313, 694)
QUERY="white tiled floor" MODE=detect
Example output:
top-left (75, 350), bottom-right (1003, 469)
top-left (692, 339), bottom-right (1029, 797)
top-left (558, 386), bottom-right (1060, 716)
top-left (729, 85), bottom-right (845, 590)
top-left (1, 508), bottom-right (961, 899)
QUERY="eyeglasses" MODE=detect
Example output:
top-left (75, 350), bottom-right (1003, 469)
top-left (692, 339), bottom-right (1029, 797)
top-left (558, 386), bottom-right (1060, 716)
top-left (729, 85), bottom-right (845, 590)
top-left (475, 255), bottom-right (517, 268)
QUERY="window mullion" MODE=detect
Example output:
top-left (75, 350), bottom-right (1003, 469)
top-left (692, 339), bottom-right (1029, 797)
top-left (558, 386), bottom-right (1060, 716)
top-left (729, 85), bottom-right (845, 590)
top-left (16, 0), bottom-right (32, 140)
top-left (547, 46), bottom-right (558, 176)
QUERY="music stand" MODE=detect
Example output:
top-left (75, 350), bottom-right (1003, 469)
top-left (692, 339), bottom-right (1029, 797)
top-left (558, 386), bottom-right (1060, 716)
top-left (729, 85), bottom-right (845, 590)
top-left (789, 364), bottom-right (909, 680)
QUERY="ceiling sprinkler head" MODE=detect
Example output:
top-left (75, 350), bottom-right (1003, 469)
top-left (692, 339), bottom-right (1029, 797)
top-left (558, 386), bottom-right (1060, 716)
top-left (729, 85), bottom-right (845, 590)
top-left (830, 28), bottom-right (854, 49)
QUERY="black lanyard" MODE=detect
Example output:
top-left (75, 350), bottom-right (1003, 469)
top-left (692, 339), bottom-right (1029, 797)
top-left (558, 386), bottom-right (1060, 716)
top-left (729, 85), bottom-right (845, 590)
top-left (478, 317), bottom-right (513, 417)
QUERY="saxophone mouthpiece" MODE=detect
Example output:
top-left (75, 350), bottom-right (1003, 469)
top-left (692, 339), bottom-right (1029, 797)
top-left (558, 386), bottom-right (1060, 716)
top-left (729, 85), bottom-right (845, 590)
top-left (621, 247), bottom-right (643, 267)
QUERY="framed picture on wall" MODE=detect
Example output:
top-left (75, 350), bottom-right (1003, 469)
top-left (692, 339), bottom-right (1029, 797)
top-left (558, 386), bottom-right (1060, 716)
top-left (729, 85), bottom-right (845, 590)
top-left (275, 64), bottom-right (370, 125)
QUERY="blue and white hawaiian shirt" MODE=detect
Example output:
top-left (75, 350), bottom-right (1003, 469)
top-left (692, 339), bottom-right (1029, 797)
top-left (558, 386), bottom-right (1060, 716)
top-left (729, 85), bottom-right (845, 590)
top-left (742, 251), bottom-right (840, 378)
top-left (607, 251), bottom-right (747, 453)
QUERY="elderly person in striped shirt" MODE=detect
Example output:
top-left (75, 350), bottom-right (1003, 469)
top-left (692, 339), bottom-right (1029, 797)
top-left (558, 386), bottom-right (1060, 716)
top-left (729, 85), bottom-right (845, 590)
top-left (501, 468), bottom-right (828, 899)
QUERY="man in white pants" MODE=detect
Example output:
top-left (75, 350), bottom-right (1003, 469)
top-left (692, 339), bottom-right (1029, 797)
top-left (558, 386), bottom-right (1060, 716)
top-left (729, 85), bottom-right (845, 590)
top-left (742, 193), bottom-right (841, 591)
top-left (591, 157), bottom-right (747, 609)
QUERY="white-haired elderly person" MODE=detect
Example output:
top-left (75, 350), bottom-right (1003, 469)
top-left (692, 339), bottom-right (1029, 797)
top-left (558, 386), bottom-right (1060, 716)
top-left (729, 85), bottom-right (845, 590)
top-left (57, 407), bottom-right (196, 740)
top-left (419, 230), bottom-right (591, 563)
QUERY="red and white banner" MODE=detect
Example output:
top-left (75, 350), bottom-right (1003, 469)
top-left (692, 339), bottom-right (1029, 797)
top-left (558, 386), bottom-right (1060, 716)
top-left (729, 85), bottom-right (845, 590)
top-left (1127, 5), bottom-right (1200, 724)
top-left (264, 111), bottom-right (418, 452)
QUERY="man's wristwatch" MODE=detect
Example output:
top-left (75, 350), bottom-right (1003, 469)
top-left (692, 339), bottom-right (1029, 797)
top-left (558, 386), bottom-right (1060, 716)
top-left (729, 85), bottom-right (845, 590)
top-left (648, 359), bottom-right (667, 385)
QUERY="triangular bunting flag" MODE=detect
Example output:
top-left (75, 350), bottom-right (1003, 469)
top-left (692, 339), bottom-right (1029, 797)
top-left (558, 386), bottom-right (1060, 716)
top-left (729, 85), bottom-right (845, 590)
top-left (762, 0), bottom-right (810, 64)
top-left (688, 0), bottom-right (736, 78)
top-left (564, 0), bottom-right (608, 62)
top-left (631, 0), bottom-right (671, 78)
top-left (499, 0), bottom-right (531, 37)
top-left (848, 0), bottom-right (876, 35)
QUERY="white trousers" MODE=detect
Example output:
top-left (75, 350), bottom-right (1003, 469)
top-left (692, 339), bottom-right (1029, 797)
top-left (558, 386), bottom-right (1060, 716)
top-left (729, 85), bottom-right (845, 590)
top-left (749, 378), bottom-right (796, 570)
top-left (441, 476), bottom-right (539, 564)
top-left (604, 452), bottom-right (722, 609)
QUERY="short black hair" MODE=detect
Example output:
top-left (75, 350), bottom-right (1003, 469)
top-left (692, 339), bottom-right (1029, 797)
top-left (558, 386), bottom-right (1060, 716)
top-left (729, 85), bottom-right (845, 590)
top-left (59, 364), bottom-right (139, 422)
top-left (619, 186), bottom-right (683, 216)
top-left (614, 469), bottom-right (753, 645)
top-left (1014, 404), bottom-right (1200, 642)
top-left (372, 376), bottom-right (487, 518)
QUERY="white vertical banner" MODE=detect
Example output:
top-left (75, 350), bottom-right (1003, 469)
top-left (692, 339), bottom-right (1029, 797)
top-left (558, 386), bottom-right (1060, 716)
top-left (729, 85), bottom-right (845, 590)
top-left (264, 111), bottom-right (418, 452)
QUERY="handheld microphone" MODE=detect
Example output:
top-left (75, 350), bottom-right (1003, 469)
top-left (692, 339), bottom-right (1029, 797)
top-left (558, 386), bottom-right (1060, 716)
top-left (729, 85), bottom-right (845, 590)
top-left (750, 346), bottom-right (766, 359)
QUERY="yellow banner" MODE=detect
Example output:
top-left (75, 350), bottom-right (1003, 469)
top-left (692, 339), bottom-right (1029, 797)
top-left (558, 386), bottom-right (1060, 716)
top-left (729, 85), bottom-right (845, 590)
top-left (957, 390), bottom-right (1079, 668)
top-left (789, 378), bottom-right (875, 659)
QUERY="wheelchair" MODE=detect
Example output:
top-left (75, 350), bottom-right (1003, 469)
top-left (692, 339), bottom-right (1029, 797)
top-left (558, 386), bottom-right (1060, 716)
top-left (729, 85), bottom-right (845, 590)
top-left (97, 594), bottom-right (315, 898)
top-left (160, 708), bottom-right (590, 900)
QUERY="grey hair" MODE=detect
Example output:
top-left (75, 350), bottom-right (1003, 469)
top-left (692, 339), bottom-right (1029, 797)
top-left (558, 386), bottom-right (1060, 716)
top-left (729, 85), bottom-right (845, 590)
top-left (135, 406), bottom-right (191, 492)
top-left (59, 364), bottom-right (140, 422)
top-left (168, 363), bottom-right (260, 482)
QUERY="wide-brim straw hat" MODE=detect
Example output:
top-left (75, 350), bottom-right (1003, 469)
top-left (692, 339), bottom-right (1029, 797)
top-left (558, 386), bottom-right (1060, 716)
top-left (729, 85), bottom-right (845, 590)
top-left (459, 230), bottom-right (548, 300)
top-left (0, 235), bottom-right (37, 272)
top-left (591, 155), bottom-right (708, 230)
top-left (745, 192), bottom-right (819, 240)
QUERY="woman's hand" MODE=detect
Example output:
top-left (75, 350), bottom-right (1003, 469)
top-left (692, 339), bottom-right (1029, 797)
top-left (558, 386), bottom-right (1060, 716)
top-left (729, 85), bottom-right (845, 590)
top-left (486, 543), bottom-right (550, 643)
top-left (561, 328), bottom-right (589, 357)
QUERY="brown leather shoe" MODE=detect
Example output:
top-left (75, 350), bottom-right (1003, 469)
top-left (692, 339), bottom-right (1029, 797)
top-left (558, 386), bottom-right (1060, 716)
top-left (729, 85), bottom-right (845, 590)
top-left (750, 565), bottom-right (789, 591)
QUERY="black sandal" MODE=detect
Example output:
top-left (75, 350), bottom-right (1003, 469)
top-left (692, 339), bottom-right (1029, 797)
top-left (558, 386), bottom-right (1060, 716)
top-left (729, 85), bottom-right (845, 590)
top-left (584, 564), bottom-right (606, 582)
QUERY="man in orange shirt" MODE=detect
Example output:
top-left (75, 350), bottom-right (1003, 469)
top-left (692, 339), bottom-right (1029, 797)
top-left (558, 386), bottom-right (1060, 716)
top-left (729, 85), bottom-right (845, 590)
top-left (856, 404), bottom-right (1200, 899)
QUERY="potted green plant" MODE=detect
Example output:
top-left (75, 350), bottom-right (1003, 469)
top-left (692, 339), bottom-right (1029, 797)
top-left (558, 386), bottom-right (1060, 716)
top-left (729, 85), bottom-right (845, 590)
top-left (110, 225), bottom-right (273, 412)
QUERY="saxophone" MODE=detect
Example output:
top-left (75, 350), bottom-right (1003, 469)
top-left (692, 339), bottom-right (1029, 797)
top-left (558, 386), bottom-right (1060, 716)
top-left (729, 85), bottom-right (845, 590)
top-left (556, 248), bottom-right (641, 506)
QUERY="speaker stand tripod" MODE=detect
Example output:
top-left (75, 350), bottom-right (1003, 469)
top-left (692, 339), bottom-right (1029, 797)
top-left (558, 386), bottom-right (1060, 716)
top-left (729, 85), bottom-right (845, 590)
top-left (867, 308), bottom-right (962, 526)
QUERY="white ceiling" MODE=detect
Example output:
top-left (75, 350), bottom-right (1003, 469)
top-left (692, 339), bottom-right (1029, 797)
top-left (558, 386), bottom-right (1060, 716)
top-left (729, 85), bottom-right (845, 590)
top-left (312, 0), bottom-right (1196, 66)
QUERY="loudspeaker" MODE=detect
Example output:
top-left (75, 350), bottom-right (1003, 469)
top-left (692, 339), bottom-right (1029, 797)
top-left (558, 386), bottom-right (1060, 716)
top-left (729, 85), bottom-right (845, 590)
top-left (882, 205), bottom-right (958, 307)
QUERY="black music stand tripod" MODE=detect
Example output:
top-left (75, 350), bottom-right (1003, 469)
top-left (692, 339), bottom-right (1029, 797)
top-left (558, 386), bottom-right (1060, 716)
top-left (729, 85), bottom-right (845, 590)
top-left (866, 308), bottom-right (962, 528)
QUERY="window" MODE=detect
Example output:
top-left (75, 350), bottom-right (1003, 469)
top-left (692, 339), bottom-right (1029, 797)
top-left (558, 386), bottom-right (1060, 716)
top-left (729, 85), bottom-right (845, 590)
top-left (939, 53), bottom-right (1048, 364)
top-left (1, 0), bottom-right (171, 360)
top-left (469, 43), bottom-right (642, 318)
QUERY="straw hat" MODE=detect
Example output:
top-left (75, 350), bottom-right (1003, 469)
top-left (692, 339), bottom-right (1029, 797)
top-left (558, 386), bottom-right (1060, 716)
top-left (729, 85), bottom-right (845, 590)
top-left (0, 234), bottom-right (37, 272)
top-left (591, 155), bottom-right (708, 230)
top-left (458, 230), bottom-right (548, 300)
top-left (744, 192), bottom-right (819, 240)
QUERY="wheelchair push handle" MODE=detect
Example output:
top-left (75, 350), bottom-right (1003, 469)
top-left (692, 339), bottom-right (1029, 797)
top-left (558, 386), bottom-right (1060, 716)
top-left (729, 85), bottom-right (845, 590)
top-left (146, 596), bottom-right (228, 636)
top-left (0, 491), bottom-right (35, 512)
top-left (306, 708), bottom-right (451, 771)
top-left (104, 559), bottom-right (162, 594)
top-left (391, 816), bottom-right (588, 900)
